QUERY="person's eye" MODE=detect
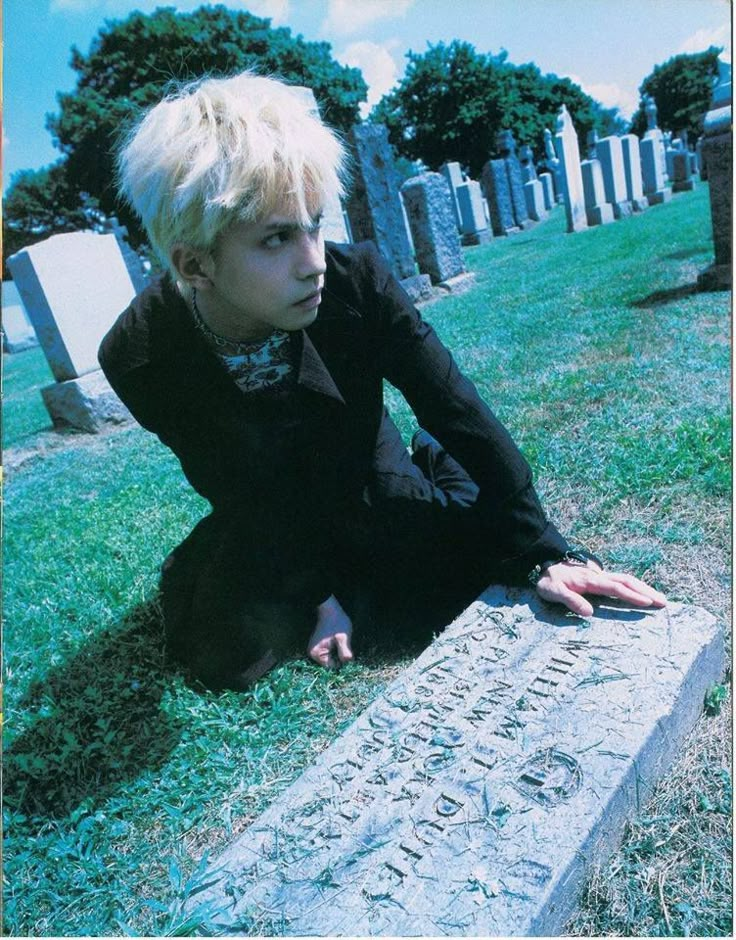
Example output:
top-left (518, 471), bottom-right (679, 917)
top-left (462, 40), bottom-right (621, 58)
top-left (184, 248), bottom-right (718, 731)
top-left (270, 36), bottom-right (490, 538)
top-left (263, 230), bottom-right (290, 248)
top-left (307, 214), bottom-right (324, 237)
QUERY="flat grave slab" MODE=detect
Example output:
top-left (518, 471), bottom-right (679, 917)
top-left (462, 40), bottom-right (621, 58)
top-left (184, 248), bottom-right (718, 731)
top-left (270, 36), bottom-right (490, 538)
top-left (188, 586), bottom-right (724, 936)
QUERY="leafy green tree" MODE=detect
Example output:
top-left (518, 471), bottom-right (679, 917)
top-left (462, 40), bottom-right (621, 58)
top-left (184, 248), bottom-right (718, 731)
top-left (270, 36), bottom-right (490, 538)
top-left (630, 47), bottom-right (722, 140)
top-left (371, 40), bottom-right (623, 176)
top-left (2, 162), bottom-right (93, 277)
top-left (46, 4), bottom-right (366, 242)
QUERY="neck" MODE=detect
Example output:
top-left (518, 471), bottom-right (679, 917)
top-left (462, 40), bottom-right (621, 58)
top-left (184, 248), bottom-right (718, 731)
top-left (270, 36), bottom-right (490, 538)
top-left (192, 289), bottom-right (273, 343)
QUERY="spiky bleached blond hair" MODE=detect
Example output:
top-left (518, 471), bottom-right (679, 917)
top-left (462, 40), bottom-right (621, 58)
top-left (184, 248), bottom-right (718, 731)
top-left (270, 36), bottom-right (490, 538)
top-left (117, 71), bottom-right (348, 278)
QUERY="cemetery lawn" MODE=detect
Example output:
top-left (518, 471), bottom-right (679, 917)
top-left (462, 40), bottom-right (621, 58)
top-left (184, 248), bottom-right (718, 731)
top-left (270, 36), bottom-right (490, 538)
top-left (3, 185), bottom-right (731, 937)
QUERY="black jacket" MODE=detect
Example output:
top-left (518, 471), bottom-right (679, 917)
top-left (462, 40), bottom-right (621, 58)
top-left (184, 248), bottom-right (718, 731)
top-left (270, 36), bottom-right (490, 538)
top-left (99, 240), bottom-right (569, 600)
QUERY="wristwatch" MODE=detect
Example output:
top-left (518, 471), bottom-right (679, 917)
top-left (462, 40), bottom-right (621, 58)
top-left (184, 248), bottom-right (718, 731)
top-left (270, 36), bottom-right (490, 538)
top-left (528, 549), bottom-right (603, 586)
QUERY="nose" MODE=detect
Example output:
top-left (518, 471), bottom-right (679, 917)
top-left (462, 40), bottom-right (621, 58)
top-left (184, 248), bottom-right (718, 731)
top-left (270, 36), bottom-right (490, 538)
top-left (294, 230), bottom-right (326, 281)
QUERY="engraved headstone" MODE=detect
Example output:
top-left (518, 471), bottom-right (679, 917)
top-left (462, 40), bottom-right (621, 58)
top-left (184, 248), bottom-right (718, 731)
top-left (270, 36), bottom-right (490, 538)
top-left (346, 124), bottom-right (416, 280)
top-left (188, 588), bottom-right (724, 937)
top-left (401, 173), bottom-right (467, 284)
top-left (497, 130), bottom-right (530, 229)
top-left (698, 56), bottom-right (732, 291)
top-left (581, 159), bottom-right (615, 226)
top-left (481, 160), bottom-right (520, 236)
top-left (456, 181), bottom-right (492, 245)
top-left (596, 136), bottom-right (633, 218)
top-left (640, 137), bottom-right (671, 206)
top-left (620, 135), bottom-right (649, 211)
top-left (2, 280), bottom-right (38, 353)
top-left (554, 105), bottom-right (587, 233)
top-left (7, 232), bottom-right (136, 430)
top-left (439, 162), bottom-right (465, 229)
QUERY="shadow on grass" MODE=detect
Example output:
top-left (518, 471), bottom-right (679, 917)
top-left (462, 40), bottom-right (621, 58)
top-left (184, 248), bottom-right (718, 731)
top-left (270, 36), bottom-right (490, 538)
top-left (4, 597), bottom-right (185, 825)
top-left (630, 282), bottom-right (699, 308)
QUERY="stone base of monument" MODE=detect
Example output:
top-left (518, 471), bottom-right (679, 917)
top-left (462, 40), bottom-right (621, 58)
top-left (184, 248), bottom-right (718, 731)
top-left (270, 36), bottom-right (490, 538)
top-left (461, 229), bottom-right (492, 247)
top-left (42, 369), bottom-right (133, 433)
top-left (186, 587), bottom-right (724, 937)
top-left (672, 179), bottom-right (696, 193)
top-left (400, 274), bottom-right (434, 303)
top-left (586, 205), bottom-right (615, 226)
top-left (697, 262), bottom-right (732, 292)
top-left (436, 272), bottom-right (476, 295)
top-left (631, 197), bottom-right (649, 212)
top-left (646, 189), bottom-right (672, 206)
top-left (612, 200), bottom-right (635, 219)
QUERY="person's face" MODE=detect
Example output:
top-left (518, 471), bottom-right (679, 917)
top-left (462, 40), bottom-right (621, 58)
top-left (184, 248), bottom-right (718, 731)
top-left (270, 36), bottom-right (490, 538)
top-left (201, 211), bottom-right (327, 340)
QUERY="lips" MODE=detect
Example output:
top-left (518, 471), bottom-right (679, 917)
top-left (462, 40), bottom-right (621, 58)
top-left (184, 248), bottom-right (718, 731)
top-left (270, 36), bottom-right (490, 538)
top-left (294, 289), bottom-right (321, 309)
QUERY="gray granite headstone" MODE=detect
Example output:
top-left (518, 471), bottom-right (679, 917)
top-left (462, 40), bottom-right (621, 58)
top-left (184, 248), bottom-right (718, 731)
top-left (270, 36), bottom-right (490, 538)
top-left (596, 136), bottom-right (633, 218)
top-left (543, 128), bottom-right (564, 203)
top-left (539, 172), bottom-right (555, 211)
top-left (519, 145), bottom-right (537, 182)
top-left (401, 173), bottom-right (467, 284)
top-left (671, 151), bottom-right (696, 193)
top-left (497, 130), bottom-right (530, 229)
top-left (523, 179), bottom-right (547, 222)
top-left (640, 138), bottom-right (671, 206)
top-left (188, 587), bottom-right (724, 937)
top-left (481, 160), bottom-right (519, 236)
top-left (456, 181), bottom-right (492, 245)
top-left (620, 135), bottom-right (649, 211)
top-left (346, 125), bottom-right (416, 280)
top-left (581, 159), bottom-right (615, 226)
top-left (554, 105), bottom-right (587, 233)
top-left (698, 56), bottom-right (732, 291)
top-left (2, 280), bottom-right (39, 353)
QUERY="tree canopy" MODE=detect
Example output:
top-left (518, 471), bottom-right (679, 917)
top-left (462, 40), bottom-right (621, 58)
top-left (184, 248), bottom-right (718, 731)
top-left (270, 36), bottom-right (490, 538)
top-left (370, 40), bottom-right (625, 177)
top-left (4, 3), bottom-right (366, 259)
top-left (629, 47), bottom-right (722, 141)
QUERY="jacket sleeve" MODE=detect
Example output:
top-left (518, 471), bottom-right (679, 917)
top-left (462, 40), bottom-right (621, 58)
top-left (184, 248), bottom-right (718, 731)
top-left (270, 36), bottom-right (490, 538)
top-left (358, 242), bottom-right (570, 580)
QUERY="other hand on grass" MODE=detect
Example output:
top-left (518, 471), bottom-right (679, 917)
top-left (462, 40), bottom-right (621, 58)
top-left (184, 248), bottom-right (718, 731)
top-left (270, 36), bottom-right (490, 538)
top-left (535, 559), bottom-right (667, 618)
top-left (308, 594), bottom-right (354, 669)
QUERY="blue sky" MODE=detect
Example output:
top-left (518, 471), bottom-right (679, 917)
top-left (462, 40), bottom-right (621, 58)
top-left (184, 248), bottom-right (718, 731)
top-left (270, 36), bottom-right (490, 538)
top-left (3, 0), bottom-right (731, 190)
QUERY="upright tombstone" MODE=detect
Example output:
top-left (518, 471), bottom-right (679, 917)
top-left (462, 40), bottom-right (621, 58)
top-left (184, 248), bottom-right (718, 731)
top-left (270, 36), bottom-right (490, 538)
top-left (620, 135), bottom-right (649, 211)
top-left (401, 173), bottom-right (467, 284)
top-left (640, 137), bottom-right (671, 205)
top-left (596, 136), bottom-right (633, 218)
top-left (523, 179), bottom-right (548, 222)
top-left (7, 232), bottom-right (135, 431)
top-left (455, 181), bottom-right (492, 245)
top-left (698, 57), bottom-right (732, 291)
top-left (346, 125), bottom-right (416, 280)
top-left (497, 130), bottom-right (530, 229)
top-left (481, 160), bottom-right (520, 236)
top-left (2, 280), bottom-right (39, 353)
top-left (518, 145), bottom-right (537, 183)
top-left (643, 94), bottom-right (668, 181)
top-left (543, 127), bottom-right (564, 202)
top-left (538, 172), bottom-right (555, 210)
top-left (580, 159), bottom-right (614, 226)
top-left (553, 105), bottom-right (588, 233)
top-left (696, 136), bottom-right (707, 180)
top-left (671, 151), bottom-right (695, 192)
top-left (439, 162), bottom-right (465, 229)
top-left (290, 86), bottom-right (351, 244)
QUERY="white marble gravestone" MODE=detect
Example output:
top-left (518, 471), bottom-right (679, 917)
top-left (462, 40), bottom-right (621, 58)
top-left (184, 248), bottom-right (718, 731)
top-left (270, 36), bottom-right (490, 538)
top-left (596, 136), bottom-right (633, 218)
top-left (7, 232), bottom-right (135, 431)
top-left (554, 105), bottom-right (587, 233)
top-left (640, 138), bottom-right (671, 206)
top-left (456, 181), bottom-right (492, 245)
top-left (581, 160), bottom-right (615, 226)
top-left (620, 135), bottom-right (649, 211)
top-left (187, 587), bottom-right (723, 937)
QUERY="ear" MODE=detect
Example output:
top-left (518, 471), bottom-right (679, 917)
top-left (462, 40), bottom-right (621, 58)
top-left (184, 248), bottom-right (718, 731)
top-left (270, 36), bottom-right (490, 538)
top-left (169, 243), bottom-right (214, 290)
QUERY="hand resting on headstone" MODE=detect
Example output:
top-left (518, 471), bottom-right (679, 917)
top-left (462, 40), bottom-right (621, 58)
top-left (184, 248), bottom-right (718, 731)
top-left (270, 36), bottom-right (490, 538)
top-left (535, 559), bottom-right (667, 617)
top-left (307, 594), bottom-right (354, 670)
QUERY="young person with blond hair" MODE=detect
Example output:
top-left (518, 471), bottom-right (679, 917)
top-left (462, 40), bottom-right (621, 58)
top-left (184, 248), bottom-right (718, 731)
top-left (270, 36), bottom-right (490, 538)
top-left (100, 71), bottom-right (665, 690)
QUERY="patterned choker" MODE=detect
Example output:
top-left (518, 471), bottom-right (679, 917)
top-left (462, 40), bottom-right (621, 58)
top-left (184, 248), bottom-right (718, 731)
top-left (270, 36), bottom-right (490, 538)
top-left (190, 288), bottom-right (275, 351)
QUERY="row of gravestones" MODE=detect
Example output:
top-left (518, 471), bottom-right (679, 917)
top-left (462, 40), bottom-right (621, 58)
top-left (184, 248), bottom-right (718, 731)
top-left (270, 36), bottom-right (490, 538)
top-left (5, 74), bottom-right (730, 432)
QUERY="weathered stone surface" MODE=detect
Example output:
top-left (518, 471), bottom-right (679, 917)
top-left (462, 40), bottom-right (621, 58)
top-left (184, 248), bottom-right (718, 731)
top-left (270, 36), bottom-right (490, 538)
top-left (698, 67), bottom-right (732, 291)
top-left (346, 125), bottom-right (415, 280)
top-left (671, 152), bottom-right (696, 192)
top-left (456, 182), bottom-right (492, 245)
top-left (188, 588), bottom-right (724, 937)
top-left (400, 274), bottom-right (434, 303)
top-left (581, 160), bottom-right (614, 226)
top-left (523, 179), bottom-right (547, 222)
top-left (620, 135), bottom-right (648, 211)
top-left (7, 232), bottom-right (136, 382)
top-left (596, 137), bottom-right (633, 218)
top-left (554, 105), bottom-right (587, 233)
top-left (2, 280), bottom-right (39, 353)
top-left (401, 173), bottom-right (467, 284)
top-left (481, 160), bottom-right (520, 236)
top-left (504, 151), bottom-right (530, 229)
top-left (41, 369), bottom-right (133, 433)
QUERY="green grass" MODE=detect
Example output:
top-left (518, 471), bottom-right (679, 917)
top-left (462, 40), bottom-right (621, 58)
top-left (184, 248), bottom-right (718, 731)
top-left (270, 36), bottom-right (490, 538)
top-left (3, 185), bottom-right (731, 936)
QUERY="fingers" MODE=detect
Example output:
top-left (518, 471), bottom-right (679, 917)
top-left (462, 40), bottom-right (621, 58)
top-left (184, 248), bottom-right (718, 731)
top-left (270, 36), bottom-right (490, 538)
top-left (536, 579), bottom-right (594, 617)
top-left (308, 633), bottom-right (353, 670)
top-left (536, 561), bottom-right (667, 617)
top-left (334, 632), bottom-right (354, 664)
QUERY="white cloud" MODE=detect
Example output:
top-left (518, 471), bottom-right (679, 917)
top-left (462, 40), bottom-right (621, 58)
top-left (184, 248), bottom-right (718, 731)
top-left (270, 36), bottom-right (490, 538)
top-left (238, 0), bottom-right (291, 25)
top-left (337, 39), bottom-right (401, 116)
top-left (321, 0), bottom-right (414, 37)
top-left (565, 72), bottom-right (639, 120)
top-left (679, 24), bottom-right (731, 61)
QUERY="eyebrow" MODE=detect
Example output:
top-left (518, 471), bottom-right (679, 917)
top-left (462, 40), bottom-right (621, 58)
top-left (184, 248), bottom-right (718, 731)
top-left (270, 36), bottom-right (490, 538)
top-left (260, 212), bottom-right (323, 233)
